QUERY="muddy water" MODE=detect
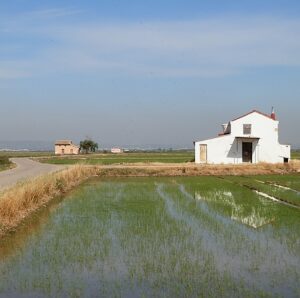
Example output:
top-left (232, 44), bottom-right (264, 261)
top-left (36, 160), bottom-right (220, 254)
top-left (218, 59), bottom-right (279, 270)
top-left (0, 177), bottom-right (299, 297)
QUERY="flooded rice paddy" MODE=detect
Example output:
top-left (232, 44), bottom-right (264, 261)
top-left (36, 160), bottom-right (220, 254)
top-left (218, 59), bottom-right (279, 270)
top-left (0, 176), bottom-right (299, 297)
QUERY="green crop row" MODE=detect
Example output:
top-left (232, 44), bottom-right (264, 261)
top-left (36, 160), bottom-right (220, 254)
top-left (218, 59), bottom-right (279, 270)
top-left (0, 176), bottom-right (299, 297)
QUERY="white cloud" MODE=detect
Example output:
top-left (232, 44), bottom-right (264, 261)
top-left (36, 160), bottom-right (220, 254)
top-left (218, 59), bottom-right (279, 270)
top-left (65, 17), bottom-right (300, 65)
top-left (0, 7), bottom-right (83, 34)
top-left (1, 14), bottom-right (300, 79)
top-left (24, 8), bottom-right (83, 19)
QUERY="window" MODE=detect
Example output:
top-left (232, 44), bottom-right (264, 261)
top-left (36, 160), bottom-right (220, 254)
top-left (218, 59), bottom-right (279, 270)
top-left (243, 124), bottom-right (251, 135)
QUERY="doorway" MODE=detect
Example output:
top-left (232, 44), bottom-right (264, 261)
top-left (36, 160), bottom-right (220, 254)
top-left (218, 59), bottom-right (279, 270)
top-left (242, 142), bottom-right (252, 163)
top-left (200, 144), bottom-right (207, 163)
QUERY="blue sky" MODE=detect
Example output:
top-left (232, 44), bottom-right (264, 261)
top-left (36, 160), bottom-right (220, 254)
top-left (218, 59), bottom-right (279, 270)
top-left (1, 1), bottom-right (300, 148)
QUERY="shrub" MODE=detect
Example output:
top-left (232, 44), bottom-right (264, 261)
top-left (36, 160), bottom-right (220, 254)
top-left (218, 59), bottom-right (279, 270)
top-left (0, 157), bottom-right (10, 166)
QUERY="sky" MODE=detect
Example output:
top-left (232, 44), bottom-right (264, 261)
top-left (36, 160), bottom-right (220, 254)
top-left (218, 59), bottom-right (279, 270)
top-left (1, 0), bottom-right (300, 149)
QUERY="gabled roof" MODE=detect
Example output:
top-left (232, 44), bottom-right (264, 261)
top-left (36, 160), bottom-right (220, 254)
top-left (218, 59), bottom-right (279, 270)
top-left (231, 110), bottom-right (274, 122)
top-left (55, 140), bottom-right (73, 145)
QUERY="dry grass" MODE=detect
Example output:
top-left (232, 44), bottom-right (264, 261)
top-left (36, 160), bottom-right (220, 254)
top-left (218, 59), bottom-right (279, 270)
top-left (97, 161), bottom-right (300, 177)
top-left (0, 166), bottom-right (98, 237)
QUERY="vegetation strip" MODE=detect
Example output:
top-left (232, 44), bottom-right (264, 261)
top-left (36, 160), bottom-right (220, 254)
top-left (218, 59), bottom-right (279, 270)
top-left (259, 180), bottom-right (300, 194)
top-left (254, 190), bottom-right (300, 209)
top-left (221, 176), bottom-right (300, 209)
top-left (0, 157), bottom-right (15, 172)
top-left (0, 166), bottom-right (98, 238)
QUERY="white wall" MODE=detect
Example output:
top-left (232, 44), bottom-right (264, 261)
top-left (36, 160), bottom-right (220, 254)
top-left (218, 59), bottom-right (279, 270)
top-left (195, 135), bottom-right (234, 164)
top-left (195, 112), bottom-right (290, 164)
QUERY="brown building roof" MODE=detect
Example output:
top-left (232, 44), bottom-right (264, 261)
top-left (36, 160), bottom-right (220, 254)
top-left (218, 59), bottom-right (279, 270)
top-left (55, 140), bottom-right (73, 145)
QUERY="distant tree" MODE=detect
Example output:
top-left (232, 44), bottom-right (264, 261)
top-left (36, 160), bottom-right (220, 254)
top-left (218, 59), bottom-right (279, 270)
top-left (90, 141), bottom-right (98, 152)
top-left (80, 139), bottom-right (98, 154)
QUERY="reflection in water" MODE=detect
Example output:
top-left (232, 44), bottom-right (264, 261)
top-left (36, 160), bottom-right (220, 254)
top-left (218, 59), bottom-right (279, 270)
top-left (0, 178), bottom-right (299, 297)
top-left (231, 208), bottom-right (275, 229)
top-left (166, 183), bottom-right (300, 297)
top-left (195, 191), bottom-right (275, 229)
top-left (0, 196), bottom-right (64, 260)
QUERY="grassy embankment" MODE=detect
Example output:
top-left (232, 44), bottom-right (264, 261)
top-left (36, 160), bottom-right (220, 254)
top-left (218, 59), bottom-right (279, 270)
top-left (96, 161), bottom-right (300, 177)
top-left (0, 166), bottom-right (98, 237)
top-left (0, 157), bottom-right (14, 172)
top-left (0, 151), bottom-right (53, 158)
top-left (37, 151), bottom-right (195, 165)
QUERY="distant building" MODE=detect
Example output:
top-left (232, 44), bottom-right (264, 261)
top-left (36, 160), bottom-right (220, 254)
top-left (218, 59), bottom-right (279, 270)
top-left (55, 140), bottom-right (80, 155)
top-left (111, 147), bottom-right (123, 154)
top-left (194, 109), bottom-right (290, 164)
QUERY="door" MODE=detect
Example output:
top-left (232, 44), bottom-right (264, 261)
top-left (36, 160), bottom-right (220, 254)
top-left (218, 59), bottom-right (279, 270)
top-left (242, 142), bottom-right (252, 163)
top-left (200, 144), bottom-right (207, 163)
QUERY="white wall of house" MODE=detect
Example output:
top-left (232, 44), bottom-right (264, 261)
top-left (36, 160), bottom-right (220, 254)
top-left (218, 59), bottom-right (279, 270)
top-left (195, 111), bottom-right (290, 164)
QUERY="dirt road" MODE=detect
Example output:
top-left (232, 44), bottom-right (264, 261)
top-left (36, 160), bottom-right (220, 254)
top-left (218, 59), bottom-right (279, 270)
top-left (0, 158), bottom-right (64, 191)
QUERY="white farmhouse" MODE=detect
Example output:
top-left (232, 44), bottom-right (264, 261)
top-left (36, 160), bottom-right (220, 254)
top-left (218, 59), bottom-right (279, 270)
top-left (194, 109), bottom-right (290, 164)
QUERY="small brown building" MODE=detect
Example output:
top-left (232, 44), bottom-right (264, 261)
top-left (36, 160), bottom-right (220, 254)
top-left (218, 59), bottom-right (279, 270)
top-left (55, 140), bottom-right (80, 155)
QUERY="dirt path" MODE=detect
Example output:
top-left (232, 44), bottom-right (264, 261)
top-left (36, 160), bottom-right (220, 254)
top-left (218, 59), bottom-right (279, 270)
top-left (0, 158), bottom-right (65, 191)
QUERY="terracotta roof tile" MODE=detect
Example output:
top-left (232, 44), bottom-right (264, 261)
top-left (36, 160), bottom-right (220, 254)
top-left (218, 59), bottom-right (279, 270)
top-left (55, 140), bottom-right (73, 145)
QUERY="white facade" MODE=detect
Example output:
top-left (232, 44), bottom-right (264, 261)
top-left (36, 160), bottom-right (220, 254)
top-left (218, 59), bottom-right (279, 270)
top-left (195, 110), bottom-right (290, 164)
top-left (111, 147), bottom-right (123, 154)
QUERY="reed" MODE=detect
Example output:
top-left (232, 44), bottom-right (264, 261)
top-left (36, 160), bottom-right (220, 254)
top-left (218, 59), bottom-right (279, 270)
top-left (0, 166), bottom-right (98, 237)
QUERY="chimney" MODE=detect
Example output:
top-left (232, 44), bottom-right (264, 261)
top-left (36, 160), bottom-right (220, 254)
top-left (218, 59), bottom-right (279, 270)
top-left (221, 123), bottom-right (228, 133)
top-left (271, 107), bottom-right (276, 120)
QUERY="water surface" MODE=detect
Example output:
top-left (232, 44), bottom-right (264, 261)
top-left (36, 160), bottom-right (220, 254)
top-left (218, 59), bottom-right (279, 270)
top-left (0, 177), bottom-right (299, 297)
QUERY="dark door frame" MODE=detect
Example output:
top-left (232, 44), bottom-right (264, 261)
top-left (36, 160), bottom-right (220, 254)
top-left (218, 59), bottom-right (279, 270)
top-left (242, 142), bottom-right (253, 163)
